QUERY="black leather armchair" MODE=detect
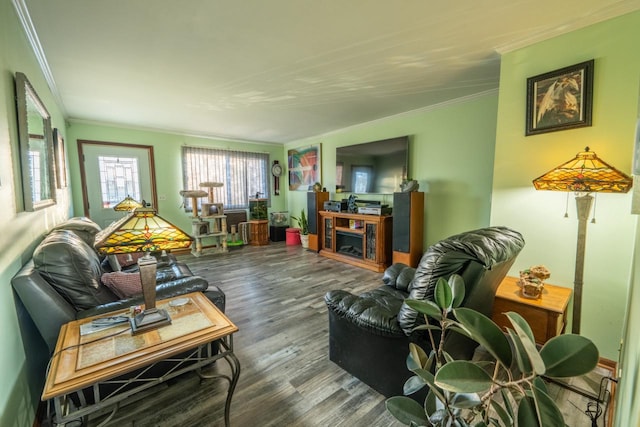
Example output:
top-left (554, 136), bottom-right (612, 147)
top-left (324, 226), bottom-right (525, 397)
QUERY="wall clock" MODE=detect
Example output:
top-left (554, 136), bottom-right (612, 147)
top-left (272, 160), bottom-right (283, 195)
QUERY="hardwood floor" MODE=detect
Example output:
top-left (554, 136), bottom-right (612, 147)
top-left (89, 243), bottom-right (401, 427)
top-left (84, 242), bottom-right (614, 426)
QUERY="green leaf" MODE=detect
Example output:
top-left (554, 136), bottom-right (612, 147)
top-left (412, 368), bottom-right (448, 405)
top-left (516, 397), bottom-right (539, 427)
top-left (500, 388), bottom-right (515, 420)
top-left (434, 360), bottom-right (493, 393)
top-left (403, 375), bottom-right (427, 396)
top-left (449, 274), bottom-right (466, 308)
top-left (386, 396), bottom-right (429, 426)
top-left (540, 334), bottom-right (599, 377)
top-left (408, 343), bottom-right (429, 370)
top-left (413, 368), bottom-right (434, 383)
top-left (429, 409), bottom-right (447, 425)
top-left (532, 384), bottom-right (565, 426)
top-left (532, 377), bottom-right (548, 394)
top-left (504, 311), bottom-right (535, 342)
top-left (424, 389), bottom-right (439, 417)
top-left (507, 328), bottom-right (532, 374)
top-left (425, 351), bottom-right (436, 372)
top-left (505, 312), bottom-right (545, 375)
top-left (489, 398), bottom-right (512, 426)
top-left (449, 392), bottom-right (481, 409)
top-left (434, 277), bottom-right (453, 310)
top-left (442, 351), bottom-right (454, 364)
top-left (406, 299), bottom-right (442, 320)
top-left (448, 325), bottom-right (472, 339)
top-left (453, 308), bottom-right (512, 368)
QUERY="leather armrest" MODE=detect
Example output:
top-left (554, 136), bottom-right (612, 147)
top-left (324, 287), bottom-right (407, 337)
top-left (11, 261), bottom-right (77, 354)
top-left (382, 263), bottom-right (416, 292)
top-left (77, 276), bottom-right (210, 319)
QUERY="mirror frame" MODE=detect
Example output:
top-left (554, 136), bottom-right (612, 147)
top-left (15, 72), bottom-right (56, 211)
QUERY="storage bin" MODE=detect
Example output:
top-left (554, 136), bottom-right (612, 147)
top-left (286, 228), bottom-right (301, 245)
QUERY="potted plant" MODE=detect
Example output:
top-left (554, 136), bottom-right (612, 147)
top-left (291, 209), bottom-right (309, 248)
top-left (386, 274), bottom-right (599, 427)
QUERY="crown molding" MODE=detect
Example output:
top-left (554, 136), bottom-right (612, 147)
top-left (12, 0), bottom-right (66, 115)
top-left (496, 4), bottom-right (640, 54)
top-left (67, 118), bottom-right (282, 147)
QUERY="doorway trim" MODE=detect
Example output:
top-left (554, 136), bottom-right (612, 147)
top-left (77, 139), bottom-right (158, 217)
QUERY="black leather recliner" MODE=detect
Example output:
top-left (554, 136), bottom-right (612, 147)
top-left (11, 217), bottom-right (226, 355)
top-left (324, 226), bottom-right (525, 398)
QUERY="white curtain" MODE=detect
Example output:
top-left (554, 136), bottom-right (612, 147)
top-left (182, 146), bottom-right (269, 211)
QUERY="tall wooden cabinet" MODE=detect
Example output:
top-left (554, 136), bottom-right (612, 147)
top-left (307, 191), bottom-right (330, 252)
top-left (318, 211), bottom-right (392, 272)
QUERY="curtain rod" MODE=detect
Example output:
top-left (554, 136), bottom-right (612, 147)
top-left (181, 143), bottom-right (276, 155)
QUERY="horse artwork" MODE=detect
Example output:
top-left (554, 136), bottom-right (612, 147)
top-left (526, 60), bottom-right (594, 135)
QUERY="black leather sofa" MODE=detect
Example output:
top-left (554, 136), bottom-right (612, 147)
top-left (324, 226), bottom-right (525, 398)
top-left (11, 217), bottom-right (226, 355)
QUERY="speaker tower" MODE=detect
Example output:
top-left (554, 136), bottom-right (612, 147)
top-left (392, 191), bottom-right (424, 267)
top-left (307, 191), bottom-right (329, 251)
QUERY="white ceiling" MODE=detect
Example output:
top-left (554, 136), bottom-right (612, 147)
top-left (19, 0), bottom-right (640, 144)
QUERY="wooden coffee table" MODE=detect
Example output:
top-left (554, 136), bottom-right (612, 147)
top-left (43, 292), bottom-right (240, 426)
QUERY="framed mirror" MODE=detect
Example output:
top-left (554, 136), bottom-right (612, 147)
top-left (15, 72), bottom-right (56, 211)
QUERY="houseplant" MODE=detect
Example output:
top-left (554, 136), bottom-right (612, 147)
top-left (291, 209), bottom-right (309, 248)
top-left (386, 274), bottom-right (599, 427)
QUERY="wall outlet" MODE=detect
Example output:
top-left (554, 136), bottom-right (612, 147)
top-left (158, 194), bottom-right (167, 201)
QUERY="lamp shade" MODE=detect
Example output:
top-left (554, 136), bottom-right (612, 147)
top-left (533, 146), bottom-right (632, 193)
top-left (113, 195), bottom-right (144, 211)
top-left (95, 207), bottom-right (193, 254)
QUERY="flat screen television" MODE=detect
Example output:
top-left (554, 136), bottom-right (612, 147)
top-left (335, 136), bottom-right (409, 194)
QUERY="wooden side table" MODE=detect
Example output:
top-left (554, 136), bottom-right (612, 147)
top-left (249, 219), bottom-right (269, 246)
top-left (43, 293), bottom-right (240, 427)
top-left (492, 276), bottom-right (572, 344)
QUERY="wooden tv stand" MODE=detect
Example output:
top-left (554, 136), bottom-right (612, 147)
top-left (318, 211), bottom-right (392, 272)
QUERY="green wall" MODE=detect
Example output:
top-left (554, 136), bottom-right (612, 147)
top-left (0, 0), bottom-right (72, 425)
top-left (65, 122), bottom-right (287, 234)
top-left (490, 12), bottom-right (640, 424)
top-left (285, 92), bottom-right (500, 247)
top-left (492, 10), bottom-right (640, 360)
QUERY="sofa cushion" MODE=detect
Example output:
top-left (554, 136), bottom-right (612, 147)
top-left (106, 252), bottom-right (145, 272)
top-left (33, 230), bottom-right (118, 310)
top-left (50, 217), bottom-right (102, 247)
top-left (101, 271), bottom-right (142, 299)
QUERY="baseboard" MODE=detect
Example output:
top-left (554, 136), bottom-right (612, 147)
top-left (597, 358), bottom-right (617, 427)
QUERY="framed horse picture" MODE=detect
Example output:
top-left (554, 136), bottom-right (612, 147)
top-left (525, 60), bottom-right (594, 136)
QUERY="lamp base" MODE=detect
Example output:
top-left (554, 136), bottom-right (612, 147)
top-left (130, 308), bottom-right (171, 335)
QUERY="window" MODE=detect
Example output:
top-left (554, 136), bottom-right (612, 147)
top-left (182, 146), bottom-right (269, 211)
top-left (98, 156), bottom-right (141, 208)
top-left (352, 165), bottom-right (374, 193)
top-left (336, 162), bottom-right (344, 191)
top-left (28, 149), bottom-right (42, 201)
